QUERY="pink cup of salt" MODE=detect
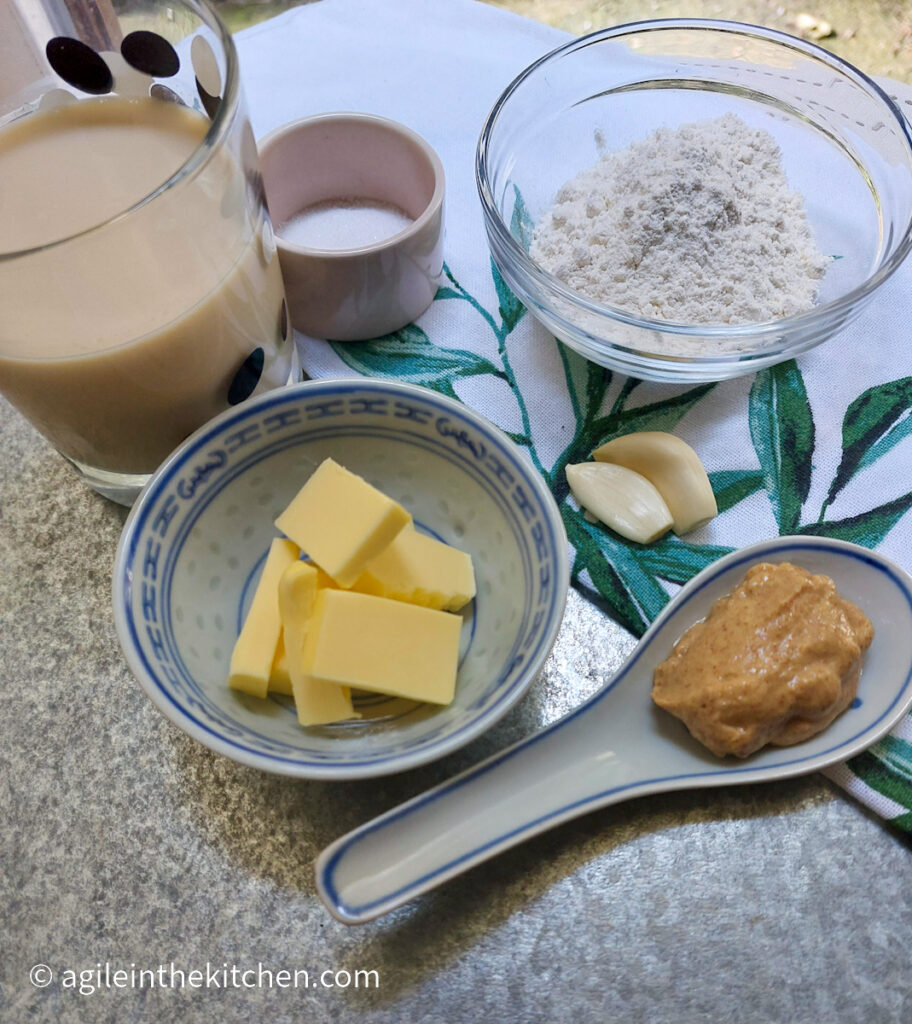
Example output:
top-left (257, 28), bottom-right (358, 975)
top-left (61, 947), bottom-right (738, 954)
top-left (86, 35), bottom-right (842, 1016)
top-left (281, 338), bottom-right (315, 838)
top-left (259, 112), bottom-right (445, 341)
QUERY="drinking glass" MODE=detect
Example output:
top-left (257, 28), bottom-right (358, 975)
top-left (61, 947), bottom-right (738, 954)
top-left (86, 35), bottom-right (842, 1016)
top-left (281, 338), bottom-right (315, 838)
top-left (0, 0), bottom-right (296, 503)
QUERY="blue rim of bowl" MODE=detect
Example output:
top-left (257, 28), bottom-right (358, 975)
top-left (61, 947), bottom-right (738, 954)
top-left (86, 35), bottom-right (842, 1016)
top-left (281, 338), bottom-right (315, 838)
top-left (476, 18), bottom-right (912, 362)
top-left (112, 378), bottom-right (570, 779)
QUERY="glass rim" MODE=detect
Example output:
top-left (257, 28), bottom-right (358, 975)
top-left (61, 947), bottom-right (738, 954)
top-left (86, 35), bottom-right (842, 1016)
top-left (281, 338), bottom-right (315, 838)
top-left (0, 0), bottom-right (241, 263)
top-left (475, 17), bottom-right (912, 347)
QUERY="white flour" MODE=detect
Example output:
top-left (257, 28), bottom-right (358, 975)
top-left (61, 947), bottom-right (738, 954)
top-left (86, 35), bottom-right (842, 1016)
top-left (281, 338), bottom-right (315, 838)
top-left (530, 113), bottom-right (828, 325)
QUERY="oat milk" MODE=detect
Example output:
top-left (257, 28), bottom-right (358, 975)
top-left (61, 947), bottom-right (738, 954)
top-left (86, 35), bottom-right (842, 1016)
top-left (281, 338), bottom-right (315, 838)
top-left (0, 96), bottom-right (289, 475)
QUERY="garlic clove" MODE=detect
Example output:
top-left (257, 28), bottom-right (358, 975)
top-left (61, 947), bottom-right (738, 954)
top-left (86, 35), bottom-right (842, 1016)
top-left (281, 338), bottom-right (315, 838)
top-left (592, 431), bottom-right (717, 535)
top-left (566, 462), bottom-right (673, 544)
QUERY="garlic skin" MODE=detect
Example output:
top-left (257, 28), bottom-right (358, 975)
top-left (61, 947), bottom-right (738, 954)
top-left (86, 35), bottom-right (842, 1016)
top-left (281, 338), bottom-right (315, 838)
top-left (566, 462), bottom-right (673, 544)
top-left (592, 431), bottom-right (717, 535)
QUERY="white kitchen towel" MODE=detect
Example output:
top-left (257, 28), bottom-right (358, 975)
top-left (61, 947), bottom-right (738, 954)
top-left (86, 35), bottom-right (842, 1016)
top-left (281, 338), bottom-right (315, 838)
top-left (237, 0), bottom-right (912, 832)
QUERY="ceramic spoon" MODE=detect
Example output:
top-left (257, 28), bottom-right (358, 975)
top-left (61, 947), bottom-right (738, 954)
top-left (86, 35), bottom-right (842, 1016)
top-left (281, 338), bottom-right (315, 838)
top-left (316, 537), bottom-right (912, 924)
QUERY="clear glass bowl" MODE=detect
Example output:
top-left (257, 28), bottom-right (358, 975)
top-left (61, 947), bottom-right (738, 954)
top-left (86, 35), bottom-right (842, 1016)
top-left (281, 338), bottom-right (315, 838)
top-left (476, 20), bottom-right (912, 382)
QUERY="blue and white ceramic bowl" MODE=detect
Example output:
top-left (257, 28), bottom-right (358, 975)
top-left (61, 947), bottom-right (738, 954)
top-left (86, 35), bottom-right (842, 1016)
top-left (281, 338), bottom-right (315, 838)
top-left (113, 379), bottom-right (569, 779)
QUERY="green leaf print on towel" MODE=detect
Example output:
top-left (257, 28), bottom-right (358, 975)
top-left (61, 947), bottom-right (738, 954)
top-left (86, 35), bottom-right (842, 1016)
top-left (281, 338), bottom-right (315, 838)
top-left (708, 469), bottom-right (766, 514)
top-left (330, 322), bottom-right (503, 402)
top-left (823, 377), bottom-right (912, 517)
top-left (749, 361), bottom-right (815, 534)
top-left (799, 491), bottom-right (912, 547)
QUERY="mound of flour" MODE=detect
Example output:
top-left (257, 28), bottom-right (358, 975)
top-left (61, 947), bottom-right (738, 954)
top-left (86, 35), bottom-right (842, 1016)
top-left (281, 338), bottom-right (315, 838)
top-left (530, 113), bottom-right (828, 325)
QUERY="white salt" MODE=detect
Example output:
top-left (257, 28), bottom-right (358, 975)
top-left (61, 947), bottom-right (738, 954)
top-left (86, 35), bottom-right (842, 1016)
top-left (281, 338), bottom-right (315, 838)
top-left (279, 198), bottom-right (413, 250)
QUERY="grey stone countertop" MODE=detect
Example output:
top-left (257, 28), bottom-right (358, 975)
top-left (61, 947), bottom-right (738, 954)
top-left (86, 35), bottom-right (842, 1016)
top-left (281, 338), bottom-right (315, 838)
top-left (1, 396), bottom-right (910, 1024)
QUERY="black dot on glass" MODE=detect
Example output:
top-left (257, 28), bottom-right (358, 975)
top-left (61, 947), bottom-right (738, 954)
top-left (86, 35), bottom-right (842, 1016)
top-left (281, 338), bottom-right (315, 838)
top-left (46, 37), bottom-right (113, 95)
top-left (196, 77), bottom-right (221, 120)
top-left (228, 348), bottom-right (264, 405)
top-left (280, 300), bottom-right (288, 341)
top-left (150, 83), bottom-right (184, 106)
top-left (121, 31), bottom-right (180, 78)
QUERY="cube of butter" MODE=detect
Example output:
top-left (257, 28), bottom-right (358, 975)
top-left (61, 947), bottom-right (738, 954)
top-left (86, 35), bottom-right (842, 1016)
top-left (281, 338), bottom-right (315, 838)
top-left (275, 459), bottom-right (411, 587)
top-left (353, 525), bottom-right (475, 612)
top-left (278, 560), bottom-right (358, 726)
top-left (270, 566), bottom-right (337, 696)
top-left (303, 589), bottom-right (462, 705)
top-left (228, 538), bottom-right (300, 698)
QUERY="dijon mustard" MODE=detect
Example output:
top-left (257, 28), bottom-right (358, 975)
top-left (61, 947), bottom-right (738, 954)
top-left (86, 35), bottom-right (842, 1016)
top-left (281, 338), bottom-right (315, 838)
top-left (652, 562), bottom-right (873, 758)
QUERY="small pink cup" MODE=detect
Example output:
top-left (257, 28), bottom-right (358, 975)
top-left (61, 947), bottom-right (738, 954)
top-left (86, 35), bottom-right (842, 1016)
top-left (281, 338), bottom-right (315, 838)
top-left (259, 113), bottom-right (445, 341)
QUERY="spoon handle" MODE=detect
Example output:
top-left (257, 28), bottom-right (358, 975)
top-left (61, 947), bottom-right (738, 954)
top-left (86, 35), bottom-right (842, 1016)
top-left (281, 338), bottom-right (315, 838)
top-left (315, 680), bottom-right (650, 923)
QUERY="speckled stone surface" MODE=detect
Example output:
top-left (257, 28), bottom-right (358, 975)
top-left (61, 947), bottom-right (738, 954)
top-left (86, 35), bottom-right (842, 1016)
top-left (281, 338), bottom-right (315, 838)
top-left (1, 396), bottom-right (910, 1024)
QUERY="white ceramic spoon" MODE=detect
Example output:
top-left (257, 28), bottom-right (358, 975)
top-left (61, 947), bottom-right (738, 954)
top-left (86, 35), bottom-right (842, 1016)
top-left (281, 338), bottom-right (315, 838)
top-left (316, 537), bottom-right (912, 924)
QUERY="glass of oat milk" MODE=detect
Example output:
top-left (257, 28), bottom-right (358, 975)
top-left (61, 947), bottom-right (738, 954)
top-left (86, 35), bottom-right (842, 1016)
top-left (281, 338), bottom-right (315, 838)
top-left (0, 0), bottom-right (295, 503)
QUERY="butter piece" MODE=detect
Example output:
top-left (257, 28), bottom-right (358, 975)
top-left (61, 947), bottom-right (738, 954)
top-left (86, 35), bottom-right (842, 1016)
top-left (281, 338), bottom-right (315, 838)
top-left (278, 560), bottom-right (357, 726)
top-left (303, 589), bottom-right (461, 705)
top-left (228, 538), bottom-right (300, 698)
top-left (268, 634), bottom-right (293, 696)
top-left (275, 458), bottom-right (411, 587)
top-left (352, 525), bottom-right (475, 612)
top-left (270, 567), bottom-right (337, 697)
